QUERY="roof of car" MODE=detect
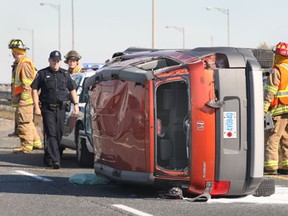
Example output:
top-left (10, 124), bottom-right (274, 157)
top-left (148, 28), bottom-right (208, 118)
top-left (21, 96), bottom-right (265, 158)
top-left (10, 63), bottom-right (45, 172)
top-left (84, 47), bottom-right (263, 88)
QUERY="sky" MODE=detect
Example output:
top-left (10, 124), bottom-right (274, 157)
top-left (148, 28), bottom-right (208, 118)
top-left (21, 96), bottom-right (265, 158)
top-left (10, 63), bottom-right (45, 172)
top-left (1, 0), bottom-right (287, 83)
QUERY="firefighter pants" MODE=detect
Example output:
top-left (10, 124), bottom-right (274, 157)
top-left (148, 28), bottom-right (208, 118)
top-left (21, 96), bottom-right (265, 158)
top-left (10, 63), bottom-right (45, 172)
top-left (17, 105), bottom-right (42, 152)
top-left (41, 104), bottom-right (65, 164)
top-left (264, 114), bottom-right (288, 171)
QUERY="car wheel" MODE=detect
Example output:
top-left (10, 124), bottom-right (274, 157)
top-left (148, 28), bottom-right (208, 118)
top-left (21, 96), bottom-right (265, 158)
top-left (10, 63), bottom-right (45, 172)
top-left (76, 129), bottom-right (94, 167)
top-left (253, 177), bottom-right (275, 197)
top-left (59, 147), bottom-right (65, 158)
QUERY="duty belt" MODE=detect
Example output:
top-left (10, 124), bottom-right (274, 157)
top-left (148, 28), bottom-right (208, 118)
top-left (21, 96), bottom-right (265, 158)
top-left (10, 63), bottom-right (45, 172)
top-left (41, 102), bottom-right (63, 109)
top-left (49, 104), bottom-right (62, 108)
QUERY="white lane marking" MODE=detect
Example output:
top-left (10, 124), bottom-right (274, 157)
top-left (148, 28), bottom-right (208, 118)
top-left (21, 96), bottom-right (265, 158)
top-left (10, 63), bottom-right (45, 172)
top-left (208, 186), bottom-right (288, 204)
top-left (15, 170), bottom-right (53, 182)
top-left (113, 204), bottom-right (153, 216)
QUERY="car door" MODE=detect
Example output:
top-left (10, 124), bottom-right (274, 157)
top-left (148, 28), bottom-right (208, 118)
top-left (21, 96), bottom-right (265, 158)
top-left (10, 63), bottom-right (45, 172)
top-left (63, 73), bottom-right (83, 135)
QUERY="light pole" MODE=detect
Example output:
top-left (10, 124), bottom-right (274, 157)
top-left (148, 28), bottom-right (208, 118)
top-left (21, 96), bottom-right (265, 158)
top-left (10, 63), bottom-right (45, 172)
top-left (206, 7), bottom-right (230, 46)
top-left (166, 26), bottom-right (185, 49)
top-left (17, 27), bottom-right (34, 62)
top-left (40, 2), bottom-right (61, 51)
top-left (152, 0), bottom-right (155, 48)
top-left (71, 0), bottom-right (75, 49)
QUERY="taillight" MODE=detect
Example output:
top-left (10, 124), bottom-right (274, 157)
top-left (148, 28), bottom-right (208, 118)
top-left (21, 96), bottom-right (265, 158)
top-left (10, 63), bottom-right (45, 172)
top-left (210, 181), bottom-right (230, 195)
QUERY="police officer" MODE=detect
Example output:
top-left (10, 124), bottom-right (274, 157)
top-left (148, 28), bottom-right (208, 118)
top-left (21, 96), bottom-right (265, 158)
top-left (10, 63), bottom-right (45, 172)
top-left (31, 50), bottom-right (79, 169)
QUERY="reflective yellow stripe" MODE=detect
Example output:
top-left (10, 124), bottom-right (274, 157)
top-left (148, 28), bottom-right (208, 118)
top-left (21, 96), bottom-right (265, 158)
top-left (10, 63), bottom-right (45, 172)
top-left (264, 103), bottom-right (270, 111)
top-left (281, 63), bottom-right (288, 70)
top-left (21, 93), bottom-right (30, 99)
top-left (277, 90), bottom-right (288, 97)
top-left (25, 146), bottom-right (33, 151)
top-left (270, 106), bottom-right (288, 115)
top-left (266, 85), bottom-right (278, 94)
top-left (24, 98), bottom-right (33, 104)
top-left (264, 160), bottom-right (278, 166)
top-left (22, 77), bottom-right (33, 85)
top-left (282, 160), bottom-right (288, 167)
top-left (33, 140), bottom-right (42, 147)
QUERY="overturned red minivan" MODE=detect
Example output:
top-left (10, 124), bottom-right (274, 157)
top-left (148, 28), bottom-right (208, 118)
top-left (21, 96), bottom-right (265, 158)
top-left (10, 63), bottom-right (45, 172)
top-left (84, 47), bottom-right (273, 198)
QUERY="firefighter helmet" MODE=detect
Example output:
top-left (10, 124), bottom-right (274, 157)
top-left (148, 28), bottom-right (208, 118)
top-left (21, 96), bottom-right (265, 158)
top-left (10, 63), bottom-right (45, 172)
top-left (273, 42), bottom-right (288, 56)
top-left (8, 39), bottom-right (29, 50)
top-left (64, 50), bottom-right (82, 63)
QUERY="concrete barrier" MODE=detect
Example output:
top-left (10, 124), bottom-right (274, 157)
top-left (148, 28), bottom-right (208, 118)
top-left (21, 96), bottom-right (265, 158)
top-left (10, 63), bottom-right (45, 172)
top-left (0, 84), bottom-right (13, 112)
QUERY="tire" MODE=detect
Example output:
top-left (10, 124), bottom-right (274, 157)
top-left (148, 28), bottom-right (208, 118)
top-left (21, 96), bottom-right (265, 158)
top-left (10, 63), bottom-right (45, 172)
top-left (59, 147), bottom-right (65, 158)
top-left (253, 177), bottom-right (275, 197)
top-left (76, 127), bottom-right (94, 167)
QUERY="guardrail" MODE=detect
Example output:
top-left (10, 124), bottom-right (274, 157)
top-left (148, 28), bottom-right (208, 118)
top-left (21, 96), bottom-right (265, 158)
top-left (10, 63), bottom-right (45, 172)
top-left (0, 84), bottom-right (13, 112)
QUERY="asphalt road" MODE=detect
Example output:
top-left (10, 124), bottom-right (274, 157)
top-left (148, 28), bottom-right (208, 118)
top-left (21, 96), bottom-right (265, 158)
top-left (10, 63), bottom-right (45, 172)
top-left (1, 118), bottom-right (288, 216)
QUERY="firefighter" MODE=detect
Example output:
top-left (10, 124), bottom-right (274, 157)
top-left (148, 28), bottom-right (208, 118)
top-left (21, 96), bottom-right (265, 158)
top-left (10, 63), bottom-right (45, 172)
top-left (64, 50), bottom-right (82, 74)
top-left (31, 51), bottom-right (79, 169)
top-left (8, 39), bottom-right (42, 153)
top-left (264, 42), bottom-right (288, 175)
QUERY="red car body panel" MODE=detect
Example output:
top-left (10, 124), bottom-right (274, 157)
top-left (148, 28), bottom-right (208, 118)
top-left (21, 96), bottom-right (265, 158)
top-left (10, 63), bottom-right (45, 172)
top-left (188, 62), bottom-right (216, 194)
top-left (91, 80), bottom-right (149, 172)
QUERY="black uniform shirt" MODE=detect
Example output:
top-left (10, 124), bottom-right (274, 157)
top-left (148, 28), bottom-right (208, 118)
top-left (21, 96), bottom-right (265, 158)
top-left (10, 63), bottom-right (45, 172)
top-left (31, 67), bottom-right (77, 104)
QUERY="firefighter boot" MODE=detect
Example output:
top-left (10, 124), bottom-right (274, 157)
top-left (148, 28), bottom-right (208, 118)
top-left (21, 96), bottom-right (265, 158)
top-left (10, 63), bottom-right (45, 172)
top-left (277, 169), bottom-right (288, 175)
top-left (8, 131), bottom-right (19, 137)
top-left (264, 168), bottom-right (278, 175)
top-left (33, 140), bottom-right (43, 150)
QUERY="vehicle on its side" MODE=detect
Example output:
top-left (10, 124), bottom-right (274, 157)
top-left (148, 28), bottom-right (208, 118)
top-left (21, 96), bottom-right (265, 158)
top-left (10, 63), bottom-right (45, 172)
top-left (61, 69), bottom-right (98, 167)
top-left (84, 47), bottom-right (275, 198)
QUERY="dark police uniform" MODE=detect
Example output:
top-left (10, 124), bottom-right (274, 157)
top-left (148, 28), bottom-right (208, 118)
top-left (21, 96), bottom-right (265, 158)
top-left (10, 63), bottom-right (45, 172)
top-left (31, 67), bottom-right (77, 166)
